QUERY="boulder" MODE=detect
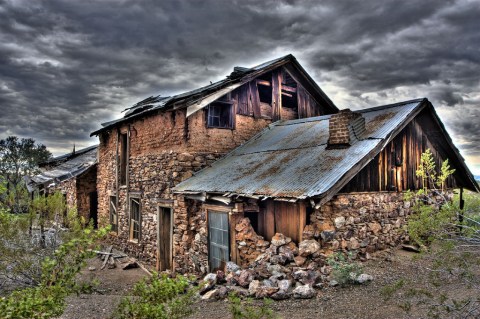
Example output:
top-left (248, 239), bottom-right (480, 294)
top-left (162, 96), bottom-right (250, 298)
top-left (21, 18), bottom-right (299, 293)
top-left (320, 230), bottom-right (336, 242)
top-left (293, 284), bottom-right (316, 299)
top-left (299, 240), bottom-right (321, 257)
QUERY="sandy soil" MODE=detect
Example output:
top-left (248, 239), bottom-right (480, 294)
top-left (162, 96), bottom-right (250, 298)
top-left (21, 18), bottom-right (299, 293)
top-left (58, 248), bottom-right (479, 319)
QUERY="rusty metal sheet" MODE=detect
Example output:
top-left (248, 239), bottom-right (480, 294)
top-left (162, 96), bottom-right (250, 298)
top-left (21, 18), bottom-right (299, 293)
top-left (174, 100), bottom-right (423, 199)
top-left (27, 146), bottom-right (98, 190)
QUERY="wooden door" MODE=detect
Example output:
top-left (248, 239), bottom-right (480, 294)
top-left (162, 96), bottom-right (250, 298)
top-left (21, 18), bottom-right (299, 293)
top-left (208, 211), bottom-right (230, 271)
top-left (273, 201), bottom-right (306, 243)
top-left (157, 207), bottom-right (172, 271)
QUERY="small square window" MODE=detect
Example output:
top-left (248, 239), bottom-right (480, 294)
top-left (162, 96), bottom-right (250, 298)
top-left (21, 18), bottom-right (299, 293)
top-left (207, 103), bottom-right (233, 129)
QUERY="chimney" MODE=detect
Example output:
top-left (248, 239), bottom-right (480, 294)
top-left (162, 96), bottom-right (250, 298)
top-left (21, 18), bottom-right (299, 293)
top-left (327, 109), bottom-right (366, 148)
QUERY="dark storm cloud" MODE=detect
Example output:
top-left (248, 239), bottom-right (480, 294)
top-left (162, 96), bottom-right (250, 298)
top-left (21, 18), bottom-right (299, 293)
top-left (0, 0), bottom-right (479, 173)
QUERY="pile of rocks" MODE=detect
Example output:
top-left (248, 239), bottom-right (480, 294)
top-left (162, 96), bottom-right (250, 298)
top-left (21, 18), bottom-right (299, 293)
top-left (199, 231), bottom-right (373, 301)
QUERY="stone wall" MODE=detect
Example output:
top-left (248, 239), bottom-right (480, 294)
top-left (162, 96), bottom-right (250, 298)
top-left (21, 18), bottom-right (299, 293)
top-left (76, 166), bottom-right (97, 223)
top-left (56, 178), bottom-right (77, 209)
top-left (303, 191), bottom-right (453, 257)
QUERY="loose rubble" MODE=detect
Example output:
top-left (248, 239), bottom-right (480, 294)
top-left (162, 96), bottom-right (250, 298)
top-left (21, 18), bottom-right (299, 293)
top-left (199, 217), bottom-right (374, 301)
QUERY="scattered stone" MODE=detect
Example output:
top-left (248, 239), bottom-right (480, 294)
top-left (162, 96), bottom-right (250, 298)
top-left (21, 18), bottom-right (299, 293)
top-left (329, 280), bottom-right (339, 287)
top-left (238, 269), bottom-right (254, 288)
top-left (88, 266), bottom-right (96, 271)
top-left (248, 280), bottom-right (261, 296)
top-left (255, 286), bottom-right (279, 298)
top-left (294, 256), bottom-right (306, 266)
top-left (201, 288), bottom-right (218, 300)
top-left (271, 290), bottom-right (290, 300)
top-left (217, 286), bottom-right (229, 299)
top-left (277, 279), bottom-right (292, 292)
top-left (271, 233), bottom-right (291, 246)
top-left (293, 284), bottom-right (316, 299)
top-left (320, 230), bottom-right (336, 242)
top-left (402, 244), bottom-right (420, 253)
top-left (299, 240), bottom-right (321, 257)
top-left (226, 261), bottom-right (241, 274)
top-left (334, 216), bottom-right (346, 228)
top-left (227, 286), bottom-right (249, 297)
top-left (356, 274), bottom-right (373, 284)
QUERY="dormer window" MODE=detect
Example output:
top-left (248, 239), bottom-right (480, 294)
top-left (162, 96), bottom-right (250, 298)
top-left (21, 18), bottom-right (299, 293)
top-left (207, 99), bottom-right (234, 129)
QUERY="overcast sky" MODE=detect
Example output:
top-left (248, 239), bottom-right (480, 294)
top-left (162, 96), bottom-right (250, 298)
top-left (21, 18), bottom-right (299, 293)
top-left (0, 0), bottom-right (479, 175)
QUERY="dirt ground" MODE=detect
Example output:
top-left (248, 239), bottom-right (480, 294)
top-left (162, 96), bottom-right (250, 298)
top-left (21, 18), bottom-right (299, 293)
top-left (58, 248), bottom-right (479, 319)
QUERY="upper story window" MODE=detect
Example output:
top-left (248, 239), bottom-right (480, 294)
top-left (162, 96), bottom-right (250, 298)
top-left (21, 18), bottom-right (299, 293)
top-left (119, 132), bottom-right (128, 185)
top-left (207, 101), bottom-right (234, 129)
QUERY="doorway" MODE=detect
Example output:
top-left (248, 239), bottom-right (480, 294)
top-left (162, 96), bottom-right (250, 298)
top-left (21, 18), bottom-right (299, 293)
top-left (157, 207), bottom-right (172, 271)
top-left (89, 191), bottom-right (98, 229)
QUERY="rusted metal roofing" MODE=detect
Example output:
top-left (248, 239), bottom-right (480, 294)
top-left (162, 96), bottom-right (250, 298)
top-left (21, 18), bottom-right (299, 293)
top-left (90, 54), bottom-right (338, 136)
top-left (174, 99), bottom-right (427, 201)
top-left (25, 146), bottom-right (97, 191)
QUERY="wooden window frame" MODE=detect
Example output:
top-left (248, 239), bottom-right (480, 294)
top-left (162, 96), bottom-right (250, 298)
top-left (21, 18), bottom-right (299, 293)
top-left (207, 101), bottom-right (234, 129)
top-left (129, 196), bottom-right (141, 242)
top-left (109, 195), bottom-right (118, 232)
top-left (119, 132), bottom-right (128, 186)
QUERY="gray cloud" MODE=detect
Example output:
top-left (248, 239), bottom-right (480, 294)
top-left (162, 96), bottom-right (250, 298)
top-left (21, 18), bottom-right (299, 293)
top-left (0, 0), bottom-right (479, 173)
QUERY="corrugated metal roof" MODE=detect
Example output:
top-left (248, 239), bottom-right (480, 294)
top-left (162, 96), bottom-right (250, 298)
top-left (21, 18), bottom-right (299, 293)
top-left (174, 99), bottom-right (425, 200)
top-left (26, 146), bottom-right (98, 191)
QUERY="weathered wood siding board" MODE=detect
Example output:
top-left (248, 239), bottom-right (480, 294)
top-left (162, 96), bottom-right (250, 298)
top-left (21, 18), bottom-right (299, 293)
top-left (341, 116), bottom-right (458, 193)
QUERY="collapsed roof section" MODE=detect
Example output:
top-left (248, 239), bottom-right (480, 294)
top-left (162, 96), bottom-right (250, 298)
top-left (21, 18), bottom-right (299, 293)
top-left (25, 145), bottom-right (98, 192)
top-left (173, 99), bottom-right (479, 204)
top-left (90, 54), bottom-right (338, 136)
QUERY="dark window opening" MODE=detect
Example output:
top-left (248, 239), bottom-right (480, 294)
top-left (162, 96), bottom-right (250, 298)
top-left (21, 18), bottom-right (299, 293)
top-left (119, 133), bottom-right (128, 185)
top-left (207, 102), bottom-right (233, 129)
top-left (258, 82), bottom-right (272, 105)
top-left (281, 72), bottom-right (298, 110)
top-left (130, 198), bottom-right (141, 241)
top-left (110, 196), bottom-right (117, 232)
top-left (306, 205), bottom-right (314, 225)
top-left (244, 212), bottom-right (259, 233)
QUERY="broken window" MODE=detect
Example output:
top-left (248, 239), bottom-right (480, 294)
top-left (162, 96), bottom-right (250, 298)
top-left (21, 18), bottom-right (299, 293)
top-left (207, 101), bottom-right (234, 129)
top-left (119, 133), bottom-right (128, 185)
top-left (281, 71), bottom-right (298, 119)
top-left (129, 197), bottom-right (141, 241)
top-left (110, 196), bottom-right (117, 232)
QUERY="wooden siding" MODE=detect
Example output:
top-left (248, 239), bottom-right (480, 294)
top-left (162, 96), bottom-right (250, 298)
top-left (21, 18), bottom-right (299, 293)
top-left (232, 66), bottom-right (325, 121)
top-left (341, 113), bottom-right (458, 193)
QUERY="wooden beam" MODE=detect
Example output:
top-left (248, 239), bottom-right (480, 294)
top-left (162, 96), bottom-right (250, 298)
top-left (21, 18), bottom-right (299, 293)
top-left (281, 85), bottom-right (297, 93)
top-left (256, 79), bottom-right (271, 86)
top-left (281, 92), bottom-right (293, 98)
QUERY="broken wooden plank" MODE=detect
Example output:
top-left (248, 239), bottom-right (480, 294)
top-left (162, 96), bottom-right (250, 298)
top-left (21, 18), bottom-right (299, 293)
top-left (256, 79), bottom-right (271, 86)
top-left (101, 245), bottom-right (113, 270)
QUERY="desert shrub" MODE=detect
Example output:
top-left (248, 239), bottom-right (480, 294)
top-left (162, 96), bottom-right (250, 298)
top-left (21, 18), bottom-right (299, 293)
top-left (114, 273), bottom-right (197, 319)
top-left (0, 226), bottom-right (108, 319)
top-left (228, 293), bottom-right (276, 319)
top-left (327, 252), bottom-right (363, 286)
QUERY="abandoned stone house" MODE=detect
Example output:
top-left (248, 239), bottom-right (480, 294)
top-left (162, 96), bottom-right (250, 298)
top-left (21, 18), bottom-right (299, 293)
top-left (26, 145), bottom-right (98, 227)
top-left (90, 54), bottom-right (479, 274)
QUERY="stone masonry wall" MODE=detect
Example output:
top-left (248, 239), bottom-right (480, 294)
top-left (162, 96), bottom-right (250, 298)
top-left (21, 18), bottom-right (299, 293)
top-left (96, 108), bottom-right (271, 267)
top-left (76, 166), bottom-right (97, 223)
top-left (303, 191), bottom-right (453, 257)
top-left (56, 178), bottom-right (77, 209)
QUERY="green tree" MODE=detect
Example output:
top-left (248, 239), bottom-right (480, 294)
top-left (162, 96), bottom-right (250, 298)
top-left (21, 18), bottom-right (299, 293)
top-left (0, 136), bottom-right (52, 212)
